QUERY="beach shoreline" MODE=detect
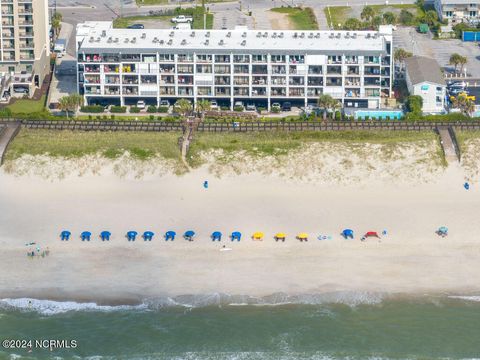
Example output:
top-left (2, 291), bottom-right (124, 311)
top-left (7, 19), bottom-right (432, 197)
top-left (1, 154), bottom-right (480, 305)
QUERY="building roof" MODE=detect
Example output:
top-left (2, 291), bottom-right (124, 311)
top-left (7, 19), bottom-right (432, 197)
top-left (77, 23), bottom-right (393, 54)
top-left (440, 0), bottom-right (480, 5)
top-left (405, 56), bottom-right (446, 86)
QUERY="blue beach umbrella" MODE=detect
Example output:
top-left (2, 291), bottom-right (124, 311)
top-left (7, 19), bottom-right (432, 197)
top-left (231, 231), bottom-right (241, 241)
top-left (126, 231), bottom-right (138, 241)
top-left (100, 231), bottom-right (111, 241)
top-left (60, 230), bottom-right (71, 241)
top-left (211, 231), bottom-right (222, 241)
top-left (184, 230), bottom-right (195, 240)
top-left (165, 231), bottom-right (176, 240)
top-left (143, 231), bottom-right (155, 241)
top-left (464, 182), bottom-right (470, 190)
top-left (81, 231), bottom-right (92, 241)
top-left (341, 229), bottom-right (354, 239)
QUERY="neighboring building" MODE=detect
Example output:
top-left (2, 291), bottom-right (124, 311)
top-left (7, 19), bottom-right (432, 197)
top-left (0, 0), bottom-right (50, 98)
top-left (405, 56), bottom-right (446, 113)
top-left (434, 0), bottom-right (480, 23)
top-left (76, 23), bottom-right (393, 110)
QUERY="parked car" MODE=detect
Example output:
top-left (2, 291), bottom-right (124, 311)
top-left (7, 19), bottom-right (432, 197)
top-left (13, 87), bottom-right (28, 94)
top-left (281, 102), bottom-right (292, 111)
top-left (159, 100), bottom-right (170, 107)
top-left (271, 102), bottom-right (281, 111)
top-left (210, 100), bottom-right (219, 110)
top-left (447, 81), bottom-right (466, 89)
top-left (127, 24), bottom-right (144, 29)
top-left (448, 88), bottom-right (465, 96)
top-left (246, 103), bottom-right (256, 112)
top-left (234, 101), bottom-right (244, 110)
top-left (136, 100), bottom-right (146, 109)
top-left (171, 15), bottom-right (193, 23)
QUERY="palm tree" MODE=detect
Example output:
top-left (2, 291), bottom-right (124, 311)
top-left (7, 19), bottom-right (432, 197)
top-left (449, 53), bottom-right (463, 73)
top-left (330, 98), bottom-right (342, 120)
top-left (58, 93), bottom-right (83, 118)
top-left (394, 48), bottom-right (412, 71)
top-left (175, 99), bottom-right (193, 117)
top-left (452, 94), bottom-right (475, 116)
top-left (382, 12), bottom-right (396, 25)
top-left (317, 94), bottom-right (334, 121)
top-left (458, 55), bottom-right (468, 74)
top-left (360, 6), bottom-right (375, 23)
top-left (51, 12), bottom-right (62, 37)
top-left (195, 99), bottom-right (211, 118)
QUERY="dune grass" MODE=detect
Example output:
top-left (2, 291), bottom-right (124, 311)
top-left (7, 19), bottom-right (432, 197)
top-left (271, 7), bottom-right (318, 30)
top-left (187, 131), bottom-right (438, 166)
top-left (324, 6), bottom-right (350, 29)
top-left (5, 129), bottom-right (182, 162)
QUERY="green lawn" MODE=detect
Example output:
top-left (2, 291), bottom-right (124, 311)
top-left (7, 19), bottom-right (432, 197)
top-left (5, 129), bottom-right (182, 162)
top-left (271, 7), bottom-right (318, 30)
top-left (6, 95), bottom-right (46, 114)
top-left (324, 6), bottom-right (350, 29)
top-left (187, 131), bottom-right (437, 166)
top-left (113, 7), bottom-right (213, 30)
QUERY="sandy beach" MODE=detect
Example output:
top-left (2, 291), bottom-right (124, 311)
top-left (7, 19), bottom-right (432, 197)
top-left (1, 142), bottom-right (480, 304)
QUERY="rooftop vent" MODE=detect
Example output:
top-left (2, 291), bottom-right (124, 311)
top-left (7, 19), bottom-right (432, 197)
top-left (169, 31), bottom-right (174, 37)
top-left (190, 31), bottom-right (195, 37)
top-left (352, 33), bottom-right (357, 39)
top-left (373, 33), bottom-right (378, 39)
top-left (131, 37), bottom-right (136, 43)
top-left (89, 36), bottom-right (94, 43)
top-left (272, 32), bottom-right (277, 38)
top-left (308, 32), bottom-right (313, 38)
top-left (181, 39), bottom-right (187, 45)
top-left (293, 32), bottom-right (298, 38)
top-left (219, 39), bottom-right (224, 45)
top-left (160, 39), bottom-right (165, 45)
top-left (345, 32), bottom-right (350, 38)
top-left (263, 32), bottom-right (268, 37)
top-left (366, 33), bottom-right (371, 38)
top-left (101, 30), bottom-right (106, 37)
top-left (114, 37), bottom-right (119, 43)
top-left (124, 38), bottom-right (129, 43)
top-left (335, 33), bottom-right (341, 39)
top-left (107, 37), bottom-right (112, 43)
top-left (300, 32), bottom-right (305, 38)
top-left (141, 33), bottom-right (146, 39)
top-left (153, 37), bottom-right (158, 43)
top-left (329, 33), bottom-right (334, 39)
top-left (279, 32), bottom-right (284, 38)
top-left (256, 32), bottom-right (261, 38)
top-left (205, 39), bottom-right (209, 45)
top-left (206, 31), bottom-right (210, 38)
top-left (167, 39), bottom-right (173, 45)
top-left (242, 32), bottom-right (247, 38)
top-left (241, 40), bottom-right (246, 46)
top-left (227, 31), bottom-right (231, 37)
top-left (315, 33), bottom-right (320, 38)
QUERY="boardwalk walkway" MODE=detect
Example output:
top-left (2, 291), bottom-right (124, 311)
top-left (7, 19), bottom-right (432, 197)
top-left (0, 122), bottom-right (20, 165)
top-left (437, 126), bottom-right (460, 164)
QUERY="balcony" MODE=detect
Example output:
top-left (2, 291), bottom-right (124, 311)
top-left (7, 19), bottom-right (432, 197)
top-left (308, 66), bottom-right (323, 75)
top-left (2, 30), bottom-right (14, 38)
top-left (271, 77), bottom-right (286, 85)
top-left (252, 65), bottom-right (267, 74)
top-left (271, 87), bottom-right (286, 96)
top-left (1, 6), bottom-right (13, 14)
top-left (327, 55), bottom-right (342, 64)
top-left (214, 76), bottom-right (230, 85)
top-left (252, 55), bottom-right (267, 63)
top-left (196, 54), bottom-right (212, 63)
top-left (122, 75), bottom-right (138, 84)
top-left (105, 75), bottom-right (120, 85)
top-left (289, 55), bottom-right (304, 64)
top-left (307, 88), bottom-right (322, 97)
top-left (19, 41), bottom-right (34, 49)
top-left (252, 87), bottom-right (266, 96)
top-left (177, 65), bottom-right (193, 74)
top-left (215, 55), bottom-right (230, 63)
top-left (18, 5), bottom-right (33, 14)
top-left (364, 67), bottom-right (381, 76)
top-left (197, 87), bottom-right (212, 96)
top-left (178, 87), bottom-right (193, 96)
top-left (140, 75), bottom-right (157, 84)
top-left (307, 77), bottom-right (323, 86)
top-left (252, 76), bottom-right (267, 85)
top-left (326, 77), bottom-right (342, 86)
top-left (289, 77), bottom-right (304, 86)
top-left (234, 65), bottom-right (249, 74)
top-left (234, 87), bottom-right (249, 96)
top-left (365, 89), bottom-right (380, 97)
top-left (345, 89), bottom-right (360, 98)
top-left (347, 66), bottom-right (360, 75)
top-left (326, 66), bottom-right (342, 75)
top-left (214, 65), bottom-right (231, 74)
top-left (178, 54), bottom-right (194, 63)
top-left (272, 66), bottom-right (286, 75)
top-left (233, 55), bottom-right (249, 63)
top-left (215, 87), bottom-right (230, 96)
top-left (84, 65), bottom-right (100, 73)
top-left (85, 86), bottom-right (101, 95)
top-left (159, 64), bottom-right (175, 73)
top-left (104, 65), bottom-right (119, 73)
top-left (178, 75), bottom-right (193, 85)
top-left (160, 76), bottom-right (175, 85)
top-left (234, 76), bottom-right (249, 86)
top-left (123, 86), bottom-right (138, 95)
top-left (122, 64), bottom-right (137, 73)
top-left (84, 75), bottom-right (101, 84)
top-left (18, 30), bottom-right (33, 37)
top-left (104, 86), bottom-right (120, 96)
top-left (160, 87), bottom-right (175, 95)
top-left (289, 88), bottom-right (304, 97)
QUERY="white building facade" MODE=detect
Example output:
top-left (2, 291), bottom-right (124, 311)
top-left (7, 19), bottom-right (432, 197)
top-left (434, 0), bottom-right (480, 23)
top-left (76, 23), bottom-right (393, 110)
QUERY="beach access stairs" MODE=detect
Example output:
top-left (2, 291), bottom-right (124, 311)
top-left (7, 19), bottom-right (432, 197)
top-left (0, 121), bottom-right (20, 165)
top-left (436, 126), bottom-right (461, 164)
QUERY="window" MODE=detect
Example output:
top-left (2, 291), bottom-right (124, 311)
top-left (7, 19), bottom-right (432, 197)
top-left (8, 66), bottom-right (15, 73)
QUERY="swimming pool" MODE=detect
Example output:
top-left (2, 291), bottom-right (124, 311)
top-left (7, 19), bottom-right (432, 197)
top-left (355, 110), bottom-right (403, 120)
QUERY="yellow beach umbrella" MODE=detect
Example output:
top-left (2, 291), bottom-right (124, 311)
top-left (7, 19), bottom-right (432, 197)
top-left (297, 233), bottom-right (308, 239)
top-left (252, 232), bottom-right (264, 240)
top-left (275, 233), bottom-right (286, 239)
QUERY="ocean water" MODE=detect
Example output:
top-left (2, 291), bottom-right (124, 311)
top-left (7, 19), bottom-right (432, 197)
top-left (1, 294), bottom-right (480, 360)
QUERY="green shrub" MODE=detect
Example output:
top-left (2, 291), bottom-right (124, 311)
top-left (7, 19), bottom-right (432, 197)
top-left (102, 115), bottom-right (107, 120)
top-left (220, 106), bottom-right (230, 111)
top-left (149, 115), bottom-right (155, 120)
top-left (88, 115), bottom-right (93, 120)
top-left (406, 95), bottom-right (423, 114)
top-left (271, 107), bottom-right (281, 113)
top-left (334, 111), bottom-right (341, 121)
top-left (257, 107), bottom-right (266, 113)
top-left (110, 115), bottom-right (115, 120)
top-left (80, 105), bottom-right (104, 113)
top-left (130, 106), bottom-right (141, 113)
top-left (233, 105), bottom-right (244, 112)
top-left (147, 105), bottom-right (157, 113)
top-left (110, 106), bottom-right (127, 113)
top-left (96, 115), bottom-right (101, 120)
top-left (157, 106), bottom-right (169, 113)
top-left (0, 108), bottom-right (12, 118)
top-left (365, 115), bottom-right (370, 121)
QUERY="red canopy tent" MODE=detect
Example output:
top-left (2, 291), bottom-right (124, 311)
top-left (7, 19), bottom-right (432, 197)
top-left (364, 231), bottom-right (380, 238)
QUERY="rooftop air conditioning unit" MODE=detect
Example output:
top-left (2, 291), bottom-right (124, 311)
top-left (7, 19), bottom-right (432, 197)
top-left (181, 39), bottom-right (186, 45)
top-left (191, 31), bottom-right (195, 37)
top-left (366, 33), bottom-right (371, 38)
top-left (141, 33), bottom-right (146, 39)
top-left (315, 33), bottom-right (320, 38)
top-left (256, 32), bottom-right (261, 38)
top-left (167, 39), bottom-right (173, 45)
top-left (124, 38), bottom-right (129, 43)
top-left (205, 39), bottom-right (209, 45)
top-left (160, 39), bottom-right (165, 45)
top-left (293, 32), bottom-right (298, 38)
top-left (107, 37), bottom-right (112, 43)
top-left (206, 31), bottom-right (210, 38)
top-left (329, 33), bottom-right (334, 38)
top-left (96, 37), bottom-right (100, 42)
top-left (300, 32), bottom-right (305, 38)
top-left (335, 33), bottom-right (341, 38)
top-left (153, 37), bottom-right (158, 43)
top-left (131, 37), bottom-right (136, 43)
top-left (263, 32), bottom-right (268, 37)
top-left (352, 33), bottom-right (357, 39)
top-left (101, 30), bottom-right (106, 37)
top-left (114, 37), bottom-right (119, 43)
top-left (169, 31), bottom-right (174, 37)
top-left (227, 31), bottom-right (231, 37)
top-left (219, 39), bottom-right (224, 45)
top-left (345, 32), bottom-right (350, 38)
top-left (308, 33), bottom-right (313, 38)
top-left (89, 36), bottom-right (94, 42)
top-left (279, 32), bottom-right (284, 38)
top-left (241, 40), bottom-right (246, 46)
top-left (242, 32), bottom-right (247, 38)
top-left (272, 32), bottom-right (277, 38)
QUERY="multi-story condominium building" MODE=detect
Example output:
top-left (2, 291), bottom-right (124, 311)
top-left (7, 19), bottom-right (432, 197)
top-left (76, 23), bottom-right (393, 110)
top-left (434, 0), bottom-right (480, 23)
top-left (0, 0), bottom-right (50, 98)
